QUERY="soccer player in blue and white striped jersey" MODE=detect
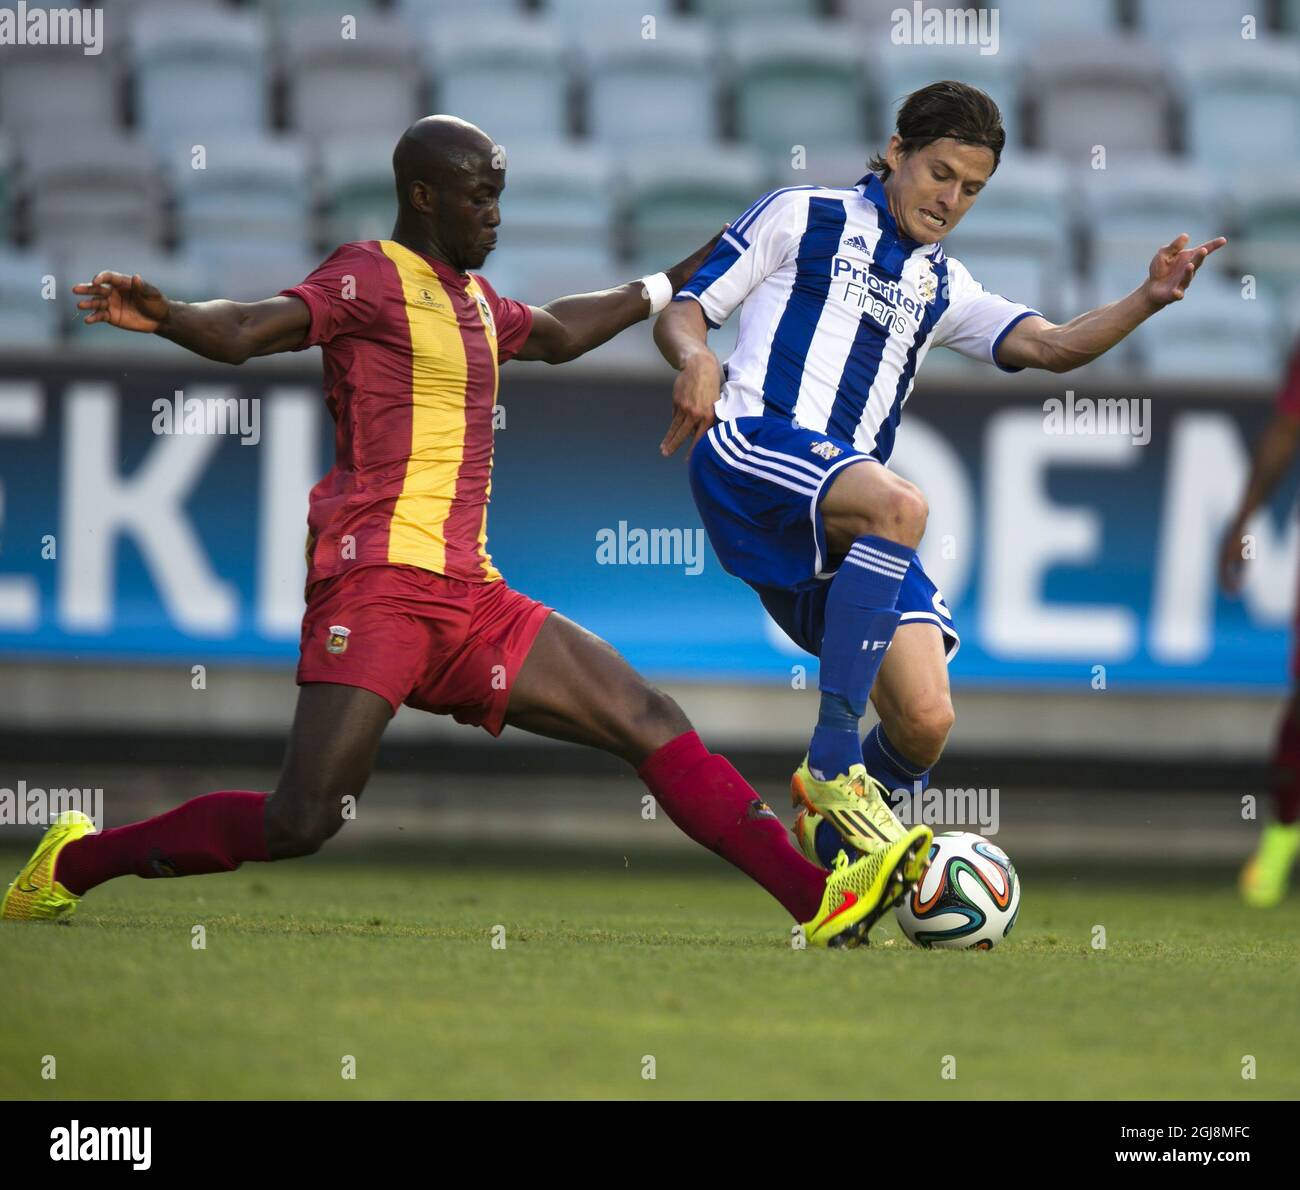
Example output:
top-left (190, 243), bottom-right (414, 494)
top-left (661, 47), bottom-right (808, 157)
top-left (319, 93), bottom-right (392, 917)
top-left (655, 81), bottom-right (1225, 883)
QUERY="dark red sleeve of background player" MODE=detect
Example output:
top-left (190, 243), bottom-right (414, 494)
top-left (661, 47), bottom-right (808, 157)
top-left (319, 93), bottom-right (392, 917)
top-left (279, 242), bottom-right (386, 348)
top-left (474, 273), bottom-right (534, 363)
top-left (1277, 338), bottom-right (1300, 417)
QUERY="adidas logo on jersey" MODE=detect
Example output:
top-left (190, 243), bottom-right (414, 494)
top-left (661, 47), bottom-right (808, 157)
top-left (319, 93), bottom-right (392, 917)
top-left (842, 234), bottom-right (871, 254)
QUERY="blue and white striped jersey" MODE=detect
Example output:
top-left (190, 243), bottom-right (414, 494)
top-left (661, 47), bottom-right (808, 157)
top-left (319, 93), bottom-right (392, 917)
top-left (674, 173), bottom-right (1041, 462)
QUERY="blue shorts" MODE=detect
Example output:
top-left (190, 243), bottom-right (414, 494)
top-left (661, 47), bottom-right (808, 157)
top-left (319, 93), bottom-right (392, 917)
top-left (690, 416), bottom-right (959, 662)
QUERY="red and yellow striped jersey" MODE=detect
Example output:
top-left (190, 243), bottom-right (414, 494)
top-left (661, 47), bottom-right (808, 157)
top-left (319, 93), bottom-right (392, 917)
top-left (282, 240), bottom-right (533, 587)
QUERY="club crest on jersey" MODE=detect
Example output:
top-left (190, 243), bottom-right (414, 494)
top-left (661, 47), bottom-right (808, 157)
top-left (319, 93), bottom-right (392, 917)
top-left (326, 624), bottom-right (351, 654)
top-left (810, 440), bottom-right (843, 460)
top-left (918, 267), bottom-right (938, 303)
top-left (474, 292), bottom-right (496, 335)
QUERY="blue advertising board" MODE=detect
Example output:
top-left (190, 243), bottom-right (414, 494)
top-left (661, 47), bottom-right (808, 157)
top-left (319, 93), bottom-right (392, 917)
top-left (0, 360), bottom-right (1295, 689)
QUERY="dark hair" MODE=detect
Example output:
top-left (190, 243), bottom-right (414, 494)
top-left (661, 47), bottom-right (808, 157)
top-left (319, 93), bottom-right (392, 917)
top-left (869, 81), bottom-right (1005, 181)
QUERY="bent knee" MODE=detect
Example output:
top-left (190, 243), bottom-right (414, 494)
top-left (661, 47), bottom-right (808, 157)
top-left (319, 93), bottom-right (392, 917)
top-left (889, 697), bottom-right (954, 767)
top-left (851, 477), bottom-right (928, 547)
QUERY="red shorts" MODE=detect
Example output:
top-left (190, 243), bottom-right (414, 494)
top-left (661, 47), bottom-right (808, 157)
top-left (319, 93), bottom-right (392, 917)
top-left (296, 563), bottom-right (553, 735)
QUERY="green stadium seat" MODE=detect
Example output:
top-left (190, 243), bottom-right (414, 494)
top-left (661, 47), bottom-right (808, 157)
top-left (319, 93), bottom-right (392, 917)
top-left (1135, 0), bottom-right (1262, 42)
top-left (1076, 157), bottom-right (1225, 298)
top-left (0, 249), bottom-right (59, 349)
top-left (491, 141), bottom-right (617, 278)
top-left (1231, 167), bottom-right (1300, 297)
top-left (284, 13), bottom-right (421, 143)
top-left (0, 42), bottom-right (122, 135)
top-left (1174, 37), bottom-right (1300, 168)
top-left (991, 0), bottom-right (1120, 47)
top-left (871, 40), bottom-right (1020, 141)
top-left (580, 18), bottom-right (718, 146)
top-left (318, 135), bottom-right (397, 247)
top-left (622, 144), bottom-right (765, 276)
top-left (131, 8), bottom-right (269, 151)
top-left (1134, 276), bottom-right (1282, 381)
top-left (170, 134), bottom-right (315, 267)
top-left (24, 134), bottom-right (166, 258)
top-left (425, 16), bottom-right (570, 145)
top-left (727, 21), bottom-right (868, 156)
top-left (694, 0), bottom-right (819, 26)
top-left (1023, 36), bottom-right (1174, 159)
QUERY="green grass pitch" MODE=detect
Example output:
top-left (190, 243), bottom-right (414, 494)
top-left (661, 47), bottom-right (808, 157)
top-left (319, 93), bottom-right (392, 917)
top-left (3, 845), bottom-right (1297, 1100)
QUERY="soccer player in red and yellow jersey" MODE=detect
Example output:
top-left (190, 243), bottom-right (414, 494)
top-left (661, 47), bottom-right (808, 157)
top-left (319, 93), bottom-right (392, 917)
top-left (4, 117), bottom-right (916, 947)
top-left (1220, 339), bottom-right (1300, 907)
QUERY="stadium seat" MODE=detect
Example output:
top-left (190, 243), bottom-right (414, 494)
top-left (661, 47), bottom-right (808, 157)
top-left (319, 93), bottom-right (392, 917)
top-left (870, 40), bottom-right (1020, 138)
top-left (23, 134), bottom-right (166, 258)
top-left (1173, 37), bottom-right (1300, 169)
top-left (0, 249), bottom-right (59, 349)
top-left (991, 0), bottom-right (1120, 47)
top-left (0, 43), bottom-right (122, 135)
top-left (210, 248), bottom-right (321, 304)
top-left (170, 135), bottom-right (315, 269)
top-left (1135, 0), bottom-right (1261, 42)
top-left (579, 18), bottom-right (718, 146)
top-left (622, 144), bottom-right (766, 276)
top-left (258, 0), bottom-right (382, 27)
top-left (393, 0), bottom-right (522, 26)
top-left (1133, 277), bottom-right (1281, 381)
top-left (317, 135), bottom-right (398, 247)
top-left (764, 144), bottom-right (875, 192)
top-left (1230, 167), bottom-right (1300, 297)
top-left (1074, 157), bottom-right (1226, 297)
top-left (63, 248), bottom-right (211, 355)
top-left (694, 0), bottom-right (819, 24)
top-left (131, 8), bottom-right (269, 151)
top-left (425, 16), bottom-right (570, 145)
top-left (1023, 37), bottom-right (1174, 160)
top-left (726, 21), bottom-right (869, 156)
top-left (941, 244), bottom-right (1055, 322)
top-left (491, 142), bottom-right (617, 277)
top-left (0, 136), bottom-right (11, 245)
top-left (541, 0), bottom-right (672, 32)
top-left (283, 13), bottom-right (420, 143)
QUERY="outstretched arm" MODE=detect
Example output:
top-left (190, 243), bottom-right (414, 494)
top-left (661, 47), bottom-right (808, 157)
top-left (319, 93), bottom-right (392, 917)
top-left (73, 270), bottom-right (310, 365)
top-left (995, 233), bottom-right (1228, 373)
top-left (512, 230), bottom-right (724, 364)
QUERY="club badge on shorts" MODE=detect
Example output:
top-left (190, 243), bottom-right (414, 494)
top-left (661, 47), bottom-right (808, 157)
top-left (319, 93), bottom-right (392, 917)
top-left (326, 624), bottom-right (351, 654)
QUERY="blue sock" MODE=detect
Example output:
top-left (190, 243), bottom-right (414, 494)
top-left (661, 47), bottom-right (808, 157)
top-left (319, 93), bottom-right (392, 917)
top-left (861, 722), bottom-right (931, 807)
top-left (812, 723), bottom-right (931, 865)
top-left (807, 535), bottom-right (914, 780)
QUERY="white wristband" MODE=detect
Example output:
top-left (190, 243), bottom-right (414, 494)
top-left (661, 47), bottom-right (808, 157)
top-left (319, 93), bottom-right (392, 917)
top-left (639, 271), bottom-right (673, 315)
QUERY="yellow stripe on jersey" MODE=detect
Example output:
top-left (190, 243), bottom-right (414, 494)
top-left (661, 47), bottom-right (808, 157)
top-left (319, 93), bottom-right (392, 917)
top-left (464, 275), bottom-right (501, 581)
top-left (379, 240), bottom-right (467, 576)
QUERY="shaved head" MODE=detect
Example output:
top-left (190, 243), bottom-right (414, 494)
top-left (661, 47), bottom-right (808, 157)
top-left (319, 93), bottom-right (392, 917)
top-left (389, 115), bottom-right (505, 272)
top-left (393, 115), bottom-right (498, 211)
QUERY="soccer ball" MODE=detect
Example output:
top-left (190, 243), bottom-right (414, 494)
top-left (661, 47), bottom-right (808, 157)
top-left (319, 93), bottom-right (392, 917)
top-left (894, 832), bottom-right (1019, 950)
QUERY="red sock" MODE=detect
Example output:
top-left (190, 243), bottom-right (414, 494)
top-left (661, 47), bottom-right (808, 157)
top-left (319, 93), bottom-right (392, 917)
top-left (1272, 713), bottom-right (1300, 825)
top-left (638, 732), bottom-right (826, 922)
top-left (54, 791), bottom-right (270, 896)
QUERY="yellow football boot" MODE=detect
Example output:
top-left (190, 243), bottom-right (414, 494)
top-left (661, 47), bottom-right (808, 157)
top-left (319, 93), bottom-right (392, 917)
top-left (792, 756), bottom-right (929, 885)
top-left (1, 810), bottom-right (96, 922)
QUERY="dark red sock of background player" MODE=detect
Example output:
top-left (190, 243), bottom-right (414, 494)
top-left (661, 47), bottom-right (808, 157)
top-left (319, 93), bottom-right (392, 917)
top-left (1272, 713), bottom-right (1300, 825)
top-left (637, 731), bottom-right (826, 922)
top-left (53, 791), bottom-right (270, 896)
